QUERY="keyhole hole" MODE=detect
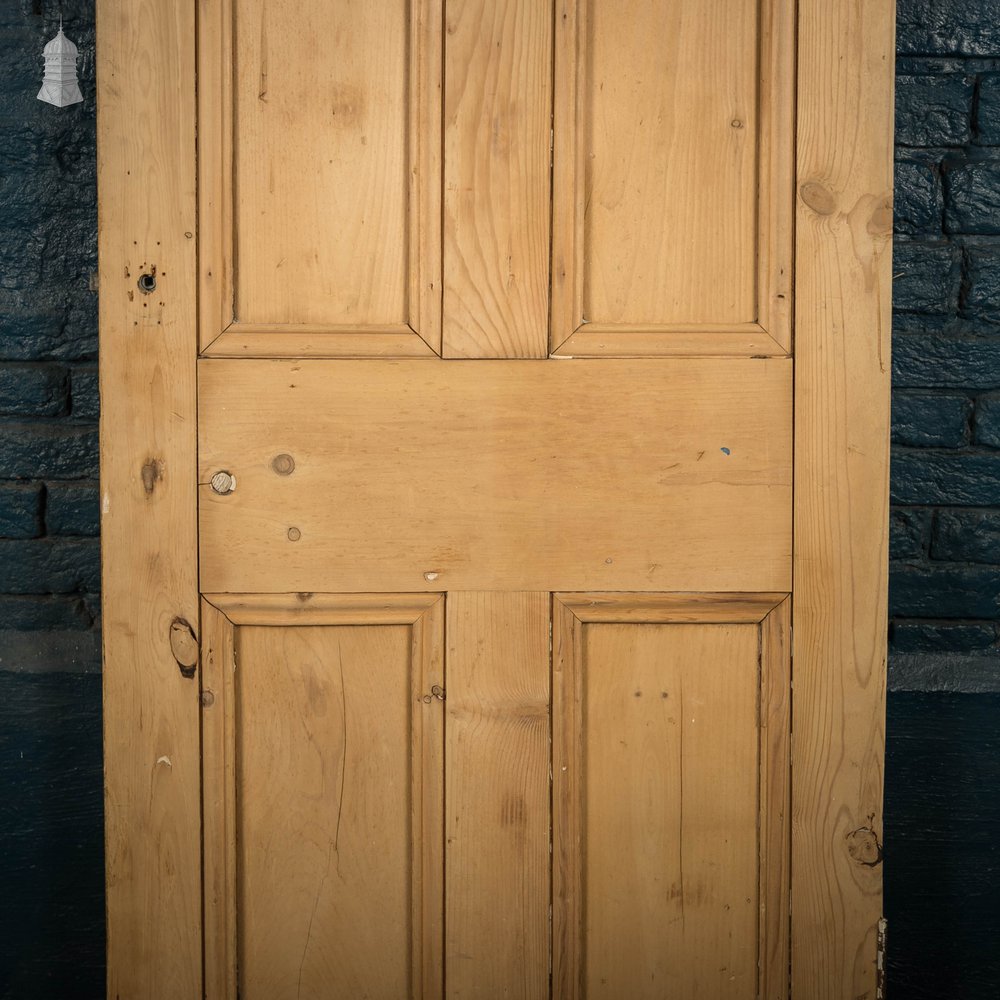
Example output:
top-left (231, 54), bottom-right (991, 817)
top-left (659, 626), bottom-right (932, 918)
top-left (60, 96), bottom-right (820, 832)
top-left (137, 273), bottom-right (157, 294)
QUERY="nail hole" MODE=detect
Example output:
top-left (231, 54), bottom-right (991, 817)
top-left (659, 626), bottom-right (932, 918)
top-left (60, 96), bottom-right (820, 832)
top-left (137, 272), bottom-right (157, 294)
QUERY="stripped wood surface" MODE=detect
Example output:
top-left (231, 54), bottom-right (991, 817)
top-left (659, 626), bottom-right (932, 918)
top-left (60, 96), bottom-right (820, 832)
top-left (200, 595), bottom-right (445, 999)
top-left (551, 0), bottom-right (794, 355)
top-left (445, 593), bottom-right (550, 997)
top-left (552, 593), bottom-right (791, 999)
top-left (198, 358), bottom-right (792, 594)
top-left (793, 0), bottom-right (894, 994)
top-left (199, 0), bottom-right (442, 354)
top-left (97, 0), bottom-right (201, 995)
top-left (443, 0), bottom-right (552, 358)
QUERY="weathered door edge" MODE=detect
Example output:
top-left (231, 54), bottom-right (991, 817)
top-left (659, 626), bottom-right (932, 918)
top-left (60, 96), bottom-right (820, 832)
top-left (792, 0), bottom-right (894, 995)
top-left (97, 1), bottom-right (201, 996)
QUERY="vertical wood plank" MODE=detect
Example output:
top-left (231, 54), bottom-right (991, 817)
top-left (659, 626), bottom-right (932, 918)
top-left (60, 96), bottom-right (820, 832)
top-left (443, 0), bottom-right (553, 358)
top-left (794, 0), bottom-right (894, 994)
top-left (202, 601), bottom-right (238, 1000)
top-left (445, 592), bottom-right (550, 997)
top-left (97, 1), bottom-right (201, 996)
top-left (760, 598), bottom-right (791, 1000)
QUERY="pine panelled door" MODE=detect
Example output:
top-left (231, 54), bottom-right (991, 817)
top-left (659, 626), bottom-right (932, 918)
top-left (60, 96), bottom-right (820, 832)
top-left (96, 1), bottom-right (894, 998)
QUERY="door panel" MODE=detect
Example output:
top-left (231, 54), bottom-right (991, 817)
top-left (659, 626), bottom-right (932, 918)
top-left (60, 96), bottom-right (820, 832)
top-left (198, 0), bottom-right (443, 355)
top-left (198, 358), bottom-right (792, 593)
top-left (445, 592), bottom-right (550, 997)
top-left (201, 595), bottom-right (445, 999)
top-left (443, 0), bottom-right (553, 359)
top-left (552, 594), bottom-right (791, 999)
top-left (551, 0), bottom-right (794, 355)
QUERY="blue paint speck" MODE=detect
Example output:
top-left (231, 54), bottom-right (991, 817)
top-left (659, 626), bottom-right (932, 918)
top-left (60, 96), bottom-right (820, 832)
top-left (720, 447), bottom-right (731, 455)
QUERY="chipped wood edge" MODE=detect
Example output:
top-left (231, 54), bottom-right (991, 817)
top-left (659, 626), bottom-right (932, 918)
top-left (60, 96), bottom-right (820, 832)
top-left (760, 597), bottom-right (792, 1000)
top-left (792, 0), bottom-right (894, 994)
top-left (203, 592), bottom-right (444, 626)
top-left (555, 592), bottom-right (788, 624)
top-left (98, 0), bottom-right (202, 994)
top-left (202, 600), bottom-right (238, 1000)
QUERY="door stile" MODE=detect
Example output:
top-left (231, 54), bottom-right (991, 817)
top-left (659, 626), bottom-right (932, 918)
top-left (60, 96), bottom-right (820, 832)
top-left (792, 0), bottom-right (894, 995)
top-left (97, 1), bottom-right (202, 996)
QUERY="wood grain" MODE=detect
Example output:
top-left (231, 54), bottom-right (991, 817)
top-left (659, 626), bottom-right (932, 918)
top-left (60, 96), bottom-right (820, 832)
top-left (551, 0), bottom-right (794, 355)
top-left (553, 600), bottom-right (768, 998)
top-left (97, 0), bottom-right (201, 995)
top-left (204, 592), bottom-right (441, 626)
top-left (200, 0), bottom-right (442, 352)
top-left (793, 0), bottom-right (894, 994)
top-left (556, 591), bottom-right (786, 623)
top-left (201, 597), bottom-right (445, 999)
top-left (199, 358), bottom-right (792, 594)
top-left (445, 593), bottom-right (550, 997)
top-left (443, 0), bottom-right (552, 358)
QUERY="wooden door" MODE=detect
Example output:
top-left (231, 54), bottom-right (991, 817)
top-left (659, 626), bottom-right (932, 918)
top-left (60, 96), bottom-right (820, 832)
top-left (97, 1), bottom-right (894, 998)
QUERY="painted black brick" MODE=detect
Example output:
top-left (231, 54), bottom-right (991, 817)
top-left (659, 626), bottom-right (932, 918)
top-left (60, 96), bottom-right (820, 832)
top-left (974, 390), bottom-right (1000, 445)
top-left (892, 449), bottom-right (1000, 505)
top-left (893, 334), bottom-right (1000, 388)
top-left (964, 243), bottom-right (1000, 324)
top-left (932, 509), bottom-right (1000, 562)
top-left (891, 621), bottom-right (999, 652)
top-left (891, 508), bottom-right (931, 559)
top-left (945, 162), bottom-right (1000, 233)
top-left (892, 241), bottom-right (961, 312)
top-left (979, 74), bottom-right (1000, 145)
top-left (892, 391), bottom-right (972, 446)
top-left (0, 424), bottom-right (98, 480)
top-left (890, 564), bottom-right (1000, 618)
top-left (0, 362), bottom-right (68, 417)
top-left (0, 482), bottom-right (43, 539)
top-left (895, 73), bottom-right (974, 146)
top-left (894, 160), bottom-right (943, 235)
top-left (898, 0), bottom-right (1000, 56)
top-left (46, 482), bottom-right (99, 537)
top-left (0, 539), bottom-right (101, 595)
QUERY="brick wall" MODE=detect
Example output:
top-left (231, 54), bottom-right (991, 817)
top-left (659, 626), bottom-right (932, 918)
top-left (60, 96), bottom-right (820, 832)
top-left (890, 1), bottom-right (1000, 689)
top-left (0, 0), bottom-right (100, 674)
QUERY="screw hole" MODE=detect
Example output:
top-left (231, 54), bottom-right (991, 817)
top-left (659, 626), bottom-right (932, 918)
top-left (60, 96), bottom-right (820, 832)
top-left (137, 272), bottom-right (157, 294)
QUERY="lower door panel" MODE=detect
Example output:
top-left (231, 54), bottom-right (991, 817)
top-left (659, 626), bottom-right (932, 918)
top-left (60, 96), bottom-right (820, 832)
top-left (200, 592), bottom-right (789, 1000)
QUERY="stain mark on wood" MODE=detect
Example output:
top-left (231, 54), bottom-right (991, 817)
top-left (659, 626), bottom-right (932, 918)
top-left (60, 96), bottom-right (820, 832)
top-left (169, 618), bottom-right (199, 679)
top-left (141, 458), bottom-right (163, 496)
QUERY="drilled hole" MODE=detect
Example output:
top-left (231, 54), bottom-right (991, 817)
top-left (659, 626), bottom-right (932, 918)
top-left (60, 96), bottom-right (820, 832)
top-left (137, 272), bottom-right (157, 294)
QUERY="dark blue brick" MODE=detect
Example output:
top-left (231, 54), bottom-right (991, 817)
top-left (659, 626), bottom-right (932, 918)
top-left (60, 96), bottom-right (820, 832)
top-left (70, 366), bottom-right (98, 420)
top-left (898, 0), bottom-right (1000, 56)
top-left (890, 564), bottom-right (1000, 618)
top-left (979, 76), bottom-right (1000, 146)
top-left (893, 335), bottom-right (1000, 389)
top-left (890, 620), bottom-right (998, 653)
top-left (892, 242), bottom-right (961, 313)
top-left (0, 594), bottom-right (92, 631)
top-left (0, 363), bottom-right (67, 417)
top-left (894, 161), bottom-right (943, 235)
top-left (932, 509), bottom-right (1000, 563)
top-left (0, 539), bottom-right (100, 595)
top-left (891, 509), bottom-right (930, 559)
top-left (893, 392), bottom-right (971, 447)
top-left (895, 74), bottom-right (973, 146)
top-left (945, 163), bottom-right (1000, 234)
top-left (0, 483), bottom-right (43, 539)
top-left (892, 449), bottom-right (1000, 505)
top-left (46, 482), bottom-right (99, 537)
top-left (964, 244), bottom-right (1000, 325)
top-left (974, 391), bottom-right (1000, 446)
top-left (0, 424), bottom-right (97, 480)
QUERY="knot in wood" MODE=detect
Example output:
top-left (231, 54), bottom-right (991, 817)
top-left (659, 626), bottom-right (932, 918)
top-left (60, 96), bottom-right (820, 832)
top-left (846, 825), bottom-right (883, 867)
